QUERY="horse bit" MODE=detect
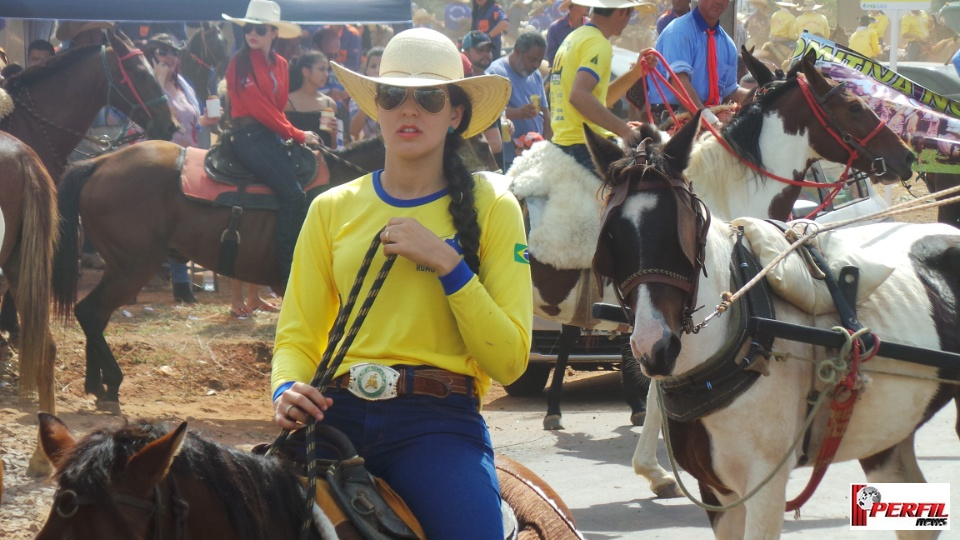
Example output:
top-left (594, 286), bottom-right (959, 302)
top-left (53, 476), bottom-right (189, 540)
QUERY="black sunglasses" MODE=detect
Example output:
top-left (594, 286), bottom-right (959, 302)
top-left (375, 85), bottom-right (447, 114)
top-left (155, 47), bottom-right (178, 57)
top-left (243, 24), bottom-right (269, 36)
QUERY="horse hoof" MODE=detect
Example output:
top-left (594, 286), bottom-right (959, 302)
top-left (630, 410), bottom-right (646, 426)
top-left (96, 400), bottom-right (122, 416)
top-left (543, 415), bottom-right (564, 430)
top-left (653, 482), bottom-right (684, 499)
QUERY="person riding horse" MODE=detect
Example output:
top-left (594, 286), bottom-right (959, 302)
top-left (222, 0), bottom-right (321, 286)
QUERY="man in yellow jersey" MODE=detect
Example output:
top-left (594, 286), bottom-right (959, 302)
top-left (792, 0), bottom-right (830, 39)
top-left (549, 0), bottom-right (657, 172)
top-left (849, 15), bottom-right (880, 59)
top-left (901, 9), bottom-right (929, 60)
top-left (869, 9), bottom-right (889, 45)
top-left (770, 1), bottom-right (799, 42)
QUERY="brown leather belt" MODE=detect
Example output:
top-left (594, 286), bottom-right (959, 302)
top-left (332, 367), bottom-right (474, 400)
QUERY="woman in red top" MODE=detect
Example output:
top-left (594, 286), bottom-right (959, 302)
top-left (222, 0), bottom-right (320, 285)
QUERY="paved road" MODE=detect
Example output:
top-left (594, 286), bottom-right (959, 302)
top-left (485, 372), bottom-right (960, 539)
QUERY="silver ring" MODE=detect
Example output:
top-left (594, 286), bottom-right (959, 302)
top-left (284, 403), bottom-right (294, 417)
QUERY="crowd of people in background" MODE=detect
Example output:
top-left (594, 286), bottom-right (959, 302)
top-left (2, 0), bottom-right (960, 315)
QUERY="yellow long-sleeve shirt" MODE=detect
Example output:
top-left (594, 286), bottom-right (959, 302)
top-left (901, 12), bottom-right (927, 43)
top-left (272, 171), bottom-right (533, 400)
top-left (869, 13), bottom-right (889, 41)
top-left (792, 11), bottom-right (830, 39)
top-left (849, 27), bottom-right (881, 59)
top-left (770, 9), bottom-right (797, 41)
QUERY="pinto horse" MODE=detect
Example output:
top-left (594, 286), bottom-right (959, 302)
top-left (0, 134), bottom-right (59, 481)
top-left (51, 138), bottom-right (386, 412)
top-left (1, 29), bottom-right (177, 181)
top-left (35, 414), bottom-right (582, 539)
top-left (588, 113), bottom-right (960, 538)
top-left (521, 50), bottom-right (914, 433)
top-left (179, 23), bottom-right (230, 105)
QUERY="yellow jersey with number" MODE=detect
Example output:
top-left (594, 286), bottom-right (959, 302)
top-left (549, 24), bottom-right (614, 146)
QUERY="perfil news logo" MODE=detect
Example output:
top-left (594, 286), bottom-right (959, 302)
top-left (851, 483), bottom-right (950, 530)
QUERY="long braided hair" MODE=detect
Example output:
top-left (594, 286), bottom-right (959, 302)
top-left (444, 84), bottom-right (482, 274)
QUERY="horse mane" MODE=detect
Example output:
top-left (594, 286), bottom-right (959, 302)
top-left (601, 130), bottom-right (674, 189)
top-left (56, 421), bottom-right (310, 540)
top-left (4, 45), bottom-right (101, 90)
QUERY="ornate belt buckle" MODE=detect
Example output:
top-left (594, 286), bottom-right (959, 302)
top-left (347, 363), bottom-right (400, 401)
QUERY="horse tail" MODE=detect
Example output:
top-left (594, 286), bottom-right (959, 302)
top-left (15, 148), bottom-right (58, 398)
top-left (52, 161), bottom-right (96, 322)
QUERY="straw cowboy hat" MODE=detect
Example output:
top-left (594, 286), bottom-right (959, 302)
top-left (55, 21), bottom-right (114, 42)
top-left (773, 1), bottom-right (799, 8)
top-left (331, 28), bottom-right (510, 139)
top-left (800, 0), bottom-right (823, 10)
top-left (222, 0), bottom-right (301, 39)
top-left (572, 0), bottom-right (656, 13)
top-left (412, 8), bottom-right (437, 24)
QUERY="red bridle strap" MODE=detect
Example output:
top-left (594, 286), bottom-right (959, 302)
top-left (115, 49), bottom-right (154, 120)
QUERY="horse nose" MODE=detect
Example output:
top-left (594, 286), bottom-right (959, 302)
top-left (632, 331), bottom-right (681, 377)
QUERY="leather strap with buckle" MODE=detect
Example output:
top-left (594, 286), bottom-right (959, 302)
top-left (333, 364), bottom-right (474, 401)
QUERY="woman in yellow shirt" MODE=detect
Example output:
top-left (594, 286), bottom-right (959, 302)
top-left (271, 28), bottom-right (529, 538)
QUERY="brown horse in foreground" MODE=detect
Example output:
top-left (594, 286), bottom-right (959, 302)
top-left (51, 139), bottom-right (388, 412)
top-left (36, 414), bottom-right (581, 539)
top-left (0, 134), bottom-right (58, 482)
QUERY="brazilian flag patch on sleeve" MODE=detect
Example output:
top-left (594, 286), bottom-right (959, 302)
top-left (514, 243), bottom-right (530, 264)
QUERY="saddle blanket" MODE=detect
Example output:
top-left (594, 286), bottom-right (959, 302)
top-left (507, 140), bottom-right (604, 270)
top-left (732, 217), bottom-right (895, 315)
top-left (179, 147), bottom-right (329, 210)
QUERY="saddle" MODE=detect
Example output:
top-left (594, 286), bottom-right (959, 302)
top-left (205, 130), bottom-right (318, 188)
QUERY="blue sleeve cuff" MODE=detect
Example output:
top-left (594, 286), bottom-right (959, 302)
top-left (273, 381), bottom-right (295, 403)
top-left (577, 67), bottom-right (600, 82)
top-left (439, 259), bottom-right (474, 295)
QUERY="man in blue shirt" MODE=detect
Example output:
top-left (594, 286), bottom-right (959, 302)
top-left (646, 0), bottom-right (747, 122)
top-left (656, 0), bottom-right (691, 34)
top-left (486, 31), bottom-right (551, 169)
top-left (545, 0), bottom-right (590, 66)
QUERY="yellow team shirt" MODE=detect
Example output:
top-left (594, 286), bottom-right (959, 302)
top-left (770, 8), bottom-right (798, 41)
top-left (869, 13), bottom-right (889, 40)
top-left (849, 27), bottom-right (881, 59)
top-left (549, 24), bottom-right (614, 145)
top-left (792, 11), bottom-right (830, 39)
top-left (272, 172), bottom-right (533, 400)
top-left (901, 12), bottom-right (927, 42)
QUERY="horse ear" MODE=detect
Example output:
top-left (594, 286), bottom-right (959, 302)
top-left (122, 422), bottom-right (188, 488)
top-left (742, 45), bottom-right (774, 87)
top-left (661, 110), bottom-right (701, 177)
top-left (583, 123), bottom-right (625, 176)
top-left (38, 413), bottom-right (77, 472)
top-left (800, 51), bottom-right (832, 94)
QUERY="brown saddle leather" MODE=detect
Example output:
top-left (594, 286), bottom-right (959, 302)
top-left (204, 131), bottom-right (318, 188)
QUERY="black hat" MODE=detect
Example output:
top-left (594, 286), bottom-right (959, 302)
top-left (858, 15), bottom-right (875, 26)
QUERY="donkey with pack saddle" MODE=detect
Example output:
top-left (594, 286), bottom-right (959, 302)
top-left (500, 49), bottom-right (915, 438)
top-left (588, 97), bottom-right (960, 538)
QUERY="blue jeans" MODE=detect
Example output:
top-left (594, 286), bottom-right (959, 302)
top-left (228, 122), bottom-right (307, 283)
top-left (318, 391), bottom-right (503, 539)
top-left (555, 143), bottom-right (599, 176)
top-left (169, 257), bottom-right (189, 284)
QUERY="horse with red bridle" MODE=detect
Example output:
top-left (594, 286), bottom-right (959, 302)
top-left (589, 99), bottom-right (960, 538)
top-left (509, 50), bottom-right (915, 437)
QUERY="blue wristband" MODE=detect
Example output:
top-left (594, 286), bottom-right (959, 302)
top-left (439, 259), bottom-right (474, 294)
top-left (273, 381), bottom-right (295, 403)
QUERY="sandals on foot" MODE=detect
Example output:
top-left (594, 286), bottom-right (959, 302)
top-left (229, 307), bottom-right (251, 318)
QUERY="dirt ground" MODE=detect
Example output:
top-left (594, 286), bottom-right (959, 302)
top-left (0, 180), bottom-right (944, 537)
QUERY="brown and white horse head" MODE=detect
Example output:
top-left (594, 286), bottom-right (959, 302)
top-left (791, 50), bottom-right (915, 184)
top-left (104, 29), bottom-right (179, 141)
top-left (590, 114), bottom-right (705, 377)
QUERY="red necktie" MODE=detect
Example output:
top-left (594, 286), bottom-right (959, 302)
top-left (706, 28), bottom-right (720, 106)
